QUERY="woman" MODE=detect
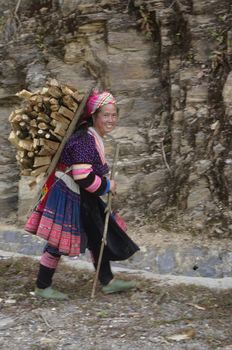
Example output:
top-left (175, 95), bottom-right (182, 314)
top-left (25, 91), bottom-right (139, 300)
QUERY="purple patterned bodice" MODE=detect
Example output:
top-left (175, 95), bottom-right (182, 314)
top-left (59, 130), bottom-right (109, 176)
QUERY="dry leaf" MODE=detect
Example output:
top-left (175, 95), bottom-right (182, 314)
top-left (167, 329), bottom-right (196, 342)
top-left (187, 303), bottom-right (206, 310)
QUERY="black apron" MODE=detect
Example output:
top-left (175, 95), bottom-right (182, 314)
top-left (80, 189), bottom-right (139, 261)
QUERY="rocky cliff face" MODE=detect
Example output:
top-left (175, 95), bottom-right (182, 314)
top-left (1, 0), bottom-right (232, 235)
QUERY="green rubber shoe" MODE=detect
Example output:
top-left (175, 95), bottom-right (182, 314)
top-left (102, 279), bottom-right (137, 294)
top-left (34, 287), bottom-right (69, 300)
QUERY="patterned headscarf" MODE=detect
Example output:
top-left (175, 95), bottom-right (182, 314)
top-left (86, 91), bottom-right (116, 116)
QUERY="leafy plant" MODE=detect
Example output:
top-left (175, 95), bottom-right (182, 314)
top-left (137, 5), bottom-right (155, 39)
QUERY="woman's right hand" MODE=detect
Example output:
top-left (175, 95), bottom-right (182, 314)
top-left (109, 180), bottom-right (117, 195)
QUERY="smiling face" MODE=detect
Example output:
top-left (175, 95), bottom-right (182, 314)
top-left (92, 103), bottom-right (118, 137)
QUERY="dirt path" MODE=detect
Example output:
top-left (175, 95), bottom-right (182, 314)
top-left (0, 256), bottom-right (232, 350)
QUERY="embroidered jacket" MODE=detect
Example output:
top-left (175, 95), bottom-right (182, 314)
top-left (59, 127), bottom-right (110, 196)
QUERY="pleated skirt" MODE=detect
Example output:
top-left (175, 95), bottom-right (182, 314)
top-left (25, 177), bottom-right (85, 256)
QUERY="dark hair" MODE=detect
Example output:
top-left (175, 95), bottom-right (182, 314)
top-left (77, 106), bottom-right (105, 131)
top-left (93, 105), bottom-right (119, 117)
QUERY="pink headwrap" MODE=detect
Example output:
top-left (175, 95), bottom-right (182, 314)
top-left (86, 91), bottom-right (116, 116)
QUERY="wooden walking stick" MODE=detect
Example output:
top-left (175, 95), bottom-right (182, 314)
top-left (91, 143), bottom-right (120, 298)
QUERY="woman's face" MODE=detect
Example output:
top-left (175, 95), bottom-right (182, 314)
top-left (93, 104), bottom-right (118, 137)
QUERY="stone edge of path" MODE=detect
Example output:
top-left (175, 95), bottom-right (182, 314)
top-left (1, 249), bottom-right (232, 290)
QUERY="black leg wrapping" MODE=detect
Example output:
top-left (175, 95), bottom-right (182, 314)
top-left (36, 264), bottom-right (55, 289)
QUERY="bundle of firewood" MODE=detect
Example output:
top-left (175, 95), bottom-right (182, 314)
top-left (8, 79), bottom-right (83, 177)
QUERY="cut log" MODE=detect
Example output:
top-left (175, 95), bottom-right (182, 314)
top-left (62, 95), bottom-right (78, 112)
top-left (50, 104), bottom-right (59, 112)
top-left (40, 87), bottom-right (49, 95)
top-left (31, 165), bottom-right (49, 177)
top-left (21, 114), bottom-right (30, 122)
top-left (37, 129), bottom-right (46, 137)
top-left (72, 91), bottom-right (84, 103)
top-left (61, 86), bottom-right (75, 95)
top-left (19, 157), bottom-right (34, 169)
top-left (39, 139), bottom-right (60, 151)
top-left (11, 114), bottom-right (23, 123)
top-left (47, 78), bottom-right (59, 87)
top-left (17, 149), bottom-right (26, 157)
top-left (33, 105), bottom-right (41, 112)
top-left (50, 97), bottom-right (59, 105)
top-left (30, 95), bottom-right (43, 105)
top-left (18, 139), bottom-right (33, 151)
top-left (54, 123), bottom-right (67, 137)
top-left (8, 111), bottom-right (16, 122)
top-left (33, 138), bottom-right (40, 149)
top-left (45, 131), bottom-right (62, 142)
top-left (38, 146), bottom-right (57, 156)
top-left (49, 98), bottom-right (60, 112)
top-left (42, 96), bottom-right (51, 109)
top-left (33, 156), bottom-right (52, 168)
top-left (16, 130), bottom-right (29, 139)
top-left (21, 169), bottom-right (32, 176)
top-left (50, 118), bottom-right (68, 130)
top-left (19, 121), bottom-right (28, 130)
top-left (38, 122), bottom-right (49, 130)
top-left (29, 127), bottom-right (38, 138)
top-left (50, 112), bottom-right (70, 126)
top-left (30, 119), bottom-right (38, 127)
top-left (37, 112), bottom-right (51, 123)
top-left (8, 131), bottom-right (20, 147)
top-left (58, 106), bottom-right (75, 120)
top-left (14, 108), bottom-right (25, 114)
top-left (48, 86), bottom-right (62, 99)
top-left (49, 130), bottom-right (63, 142)
top-left (11, 122), bottom-right (21, 133)
top-left (42, 95), bottom-right (50, 102)
top-left (27, 151), bottom-right (34, 158)
top-left (30, 111), bottom-right (39, 119)
top-left (24, 105), bottom-right (33, 113)
top-left (16, 89), bottom-right (33, 99)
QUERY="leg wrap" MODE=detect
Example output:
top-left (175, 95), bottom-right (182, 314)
top-left (36, 264), bottom-right (55, 289)
top-left (40, 251), bottom-right (60, 269)
top-left (36, 248), bottom-right (61, 289)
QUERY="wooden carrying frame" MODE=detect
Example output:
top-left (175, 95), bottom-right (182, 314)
top-left (30, 84), bottom-right (94, 213)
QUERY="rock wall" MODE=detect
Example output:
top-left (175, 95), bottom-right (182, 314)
top-left (0, 0), bottom-right (232, 235)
